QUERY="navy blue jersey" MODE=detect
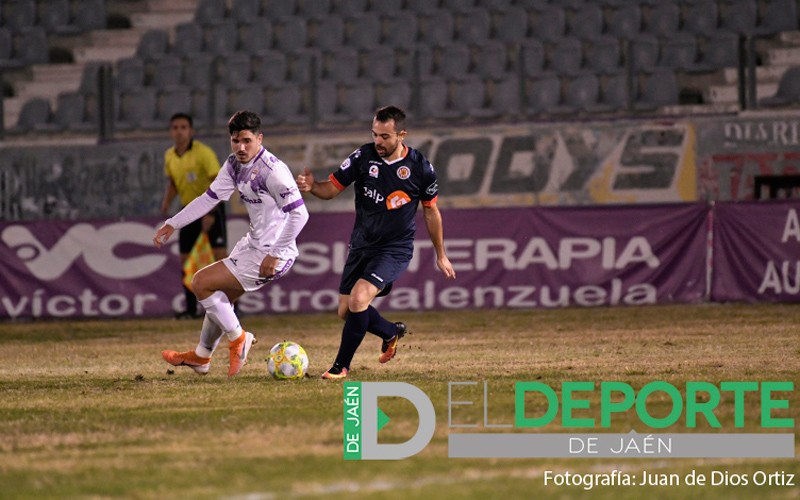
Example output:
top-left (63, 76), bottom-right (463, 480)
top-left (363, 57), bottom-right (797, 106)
top-left (330, 143), bottom-right (438, 251)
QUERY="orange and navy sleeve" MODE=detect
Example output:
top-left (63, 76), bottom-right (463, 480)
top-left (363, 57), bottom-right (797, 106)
top-left (330, 150), bottom-right (358, 191)
top-left (421, 159), bottom-right (439, 207)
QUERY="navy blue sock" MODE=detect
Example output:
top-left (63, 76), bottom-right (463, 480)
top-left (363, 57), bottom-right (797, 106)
top-left (366, 305), bottom-right (398, 341)
top-left (333, 309), bottom-right (370, 369)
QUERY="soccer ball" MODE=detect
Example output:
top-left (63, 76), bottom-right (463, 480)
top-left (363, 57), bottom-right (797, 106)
top-left (266, 341), bottom-right (309, 380)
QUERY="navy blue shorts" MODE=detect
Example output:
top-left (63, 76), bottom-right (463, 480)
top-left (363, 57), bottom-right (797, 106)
top-left (178, 204), bottom-right (228, 253)
top-left (339, 247), bottom-right (412, 296)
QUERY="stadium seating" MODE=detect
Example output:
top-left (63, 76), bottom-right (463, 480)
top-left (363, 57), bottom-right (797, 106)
top-left (760, 66), bottom-right (800, 107)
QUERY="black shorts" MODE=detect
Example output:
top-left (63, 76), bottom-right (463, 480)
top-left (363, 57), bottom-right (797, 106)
top-left (339, 246), bottom-right (412, 296)
top-left (178, 203), bottom-right (228, 254)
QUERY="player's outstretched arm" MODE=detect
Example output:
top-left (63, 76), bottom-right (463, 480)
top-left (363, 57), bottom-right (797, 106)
top-left (153, 224), bottom-right (174, 248)
top-left (422, 204), bottom-right (456, 280)
top-left (296, 167), bottom-right (341, 200)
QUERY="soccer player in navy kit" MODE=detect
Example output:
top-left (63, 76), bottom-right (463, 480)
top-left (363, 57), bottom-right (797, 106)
top-left (296, 105), bottom-right (456, 379)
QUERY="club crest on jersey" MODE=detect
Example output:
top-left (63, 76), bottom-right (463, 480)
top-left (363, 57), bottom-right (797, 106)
top-left (369, 165), bottom-right (379, 178)
top-left (250, 167), bottom-right (259, 180)
top-left (386, 190), bottom-right (411, 210)
top-left (396, 166), bottom-right (411, 179)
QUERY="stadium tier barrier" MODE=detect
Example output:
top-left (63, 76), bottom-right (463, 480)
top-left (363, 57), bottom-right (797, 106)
top-left (1, 200), bottom-right (799, 320)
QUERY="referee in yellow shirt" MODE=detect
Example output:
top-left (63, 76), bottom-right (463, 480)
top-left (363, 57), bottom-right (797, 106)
top-left (160, 112), bottom-right (228, 319)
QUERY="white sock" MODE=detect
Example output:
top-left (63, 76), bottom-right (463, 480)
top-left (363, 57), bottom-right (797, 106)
top-left (195, 314), bottom-right (223, 358)
top-left (199, 291), bottom-right (243, 342)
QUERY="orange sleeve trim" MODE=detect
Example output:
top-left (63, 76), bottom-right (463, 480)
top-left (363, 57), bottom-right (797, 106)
top-left (422, 196), bottom-right (438, 207)
top-left (329, 173), bottom-right (346, 191)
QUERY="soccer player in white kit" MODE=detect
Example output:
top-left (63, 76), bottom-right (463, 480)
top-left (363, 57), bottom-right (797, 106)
top-left (153, 110), bottom-right (309, 377)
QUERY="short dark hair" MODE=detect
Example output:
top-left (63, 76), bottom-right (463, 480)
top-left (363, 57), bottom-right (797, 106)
top-left (170, 112), bottom-right (193, 128)
top-left (375, 105), bottom-right (406, 132)
top-left (228, 110), bottom-right (261, 136)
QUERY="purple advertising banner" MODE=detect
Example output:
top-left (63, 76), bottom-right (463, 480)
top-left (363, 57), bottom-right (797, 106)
top-left (0, 205), bottom-right (709, 320)
top-left (712, 200), bottom-right (800, 302)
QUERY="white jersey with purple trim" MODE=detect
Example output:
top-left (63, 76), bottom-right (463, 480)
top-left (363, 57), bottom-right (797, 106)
top-left (207, 146), bottom-right (305, 259)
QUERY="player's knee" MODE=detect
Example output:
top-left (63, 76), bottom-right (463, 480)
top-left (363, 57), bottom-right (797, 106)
top-left (191, 270), bottom-right (212, 299)
top-left (347, 293), bottom-right (371, 313)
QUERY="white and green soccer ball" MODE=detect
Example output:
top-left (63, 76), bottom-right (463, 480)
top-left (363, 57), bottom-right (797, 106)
top-left (266, 341), bottom-right (309, 380)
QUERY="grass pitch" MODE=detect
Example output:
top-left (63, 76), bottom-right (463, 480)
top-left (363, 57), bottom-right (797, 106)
top-left (0, 304), bottom-right (798, 499)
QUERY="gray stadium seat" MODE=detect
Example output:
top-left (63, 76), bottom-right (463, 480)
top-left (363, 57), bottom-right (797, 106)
top-left (375, 80), bottom-right (411, 113)
top-left (37, 0), bottom-right (81, 36)
top-left (56, 91), bottom-right (97, 133)
top-left (251, 50), bottom-right (287, 82)
top-left (345, 13), bottom-right (380, 49)
top-left (383, 12), bottom-right (418, 48)
top-left (657, 31), bottom-right (698, 71)
top-left (316, 79), bottom-right (344, 123)
top-left (450, 76), bottom-right (487, 119)
top-left (171, 23), bottom-right (204, 57)
top-left (455, 9), bottom-right (491, 43)
top-left (417, 77), bottom-right (451, 121)
top-left (14, 27), bottom-right (48, 66)
top-left (587, 73), bottom-right (630, 113)
top-left (150, 55), bottom-right (183, 90)
top-left (694, 30), bottom-right (739, 71)
top-left (261, 0), bottom-right (296, 18)
top-left (645, 2), bottom-right (680, 38)
top-left (230, 0), bottom-right (262, 23)
top-left (333, 0), bottom-right (368, 16)
top-left (477, 0), bottom-right (512, 10)
top-left (474, 41), bottom-right (508, 80)
top-left (115, 57), bottom-right (145, 93)
top-left (273, 16), bottom-right (308, 52)
top-left (557, 73), bottom-right (600, 114)
top-left (519, 39), bottom-right (546, 77)
top-left (137, 29), bottom-right (170, 61)
top-left (155, 87), bottom-right (193, 124)
top-left (443, 0), bottom-right (476, 12)
top-left (238, 18), bottom-right (273, 54)
top-left (309, 16), bottom-right (344, 49)
top-left (395, 46), bottom-right (432, 79)
top-left (322, 46), bottom-right (359, 82)
top-left (524, 74), bottom-right (561, 116)
top-left (607, 4), bottom-right (641, 39)
top-left (760, 66), bottom-right (800, 107)
top-left (568, 3), bottom-right (603, 41)
top-left (338, 79), bottom-right (375, 122)
top-left (216, 52), bottom-right (253, 89)
top-left (116, 88), bottom-right (159, 131)
top-left (74, 0), bottom-right (107, 31)
top-left (435, 43), bottom-right (471, 78)
top-left (683, 1), bottom-right (718, 36)
top-left (491, 7), bottom-right (528, 44)
top-left (263, 83), bottom-right (307, 125)
top-left (226, 84), bottom-right (265, 117)
top-left (9, 97), bottom-right (50, 134)
top-left (286, 48), bottom-right (319, 83)
top-left (547, 37), bottom-right (583, 76)
top-left (532, 5), bottom-right (565, 43)
top-left (196, 0), bottom-right (227, 26)
top-left (0, 28), bottom-right (22, 70)
top-left (720, 0), bottom-right (756, 35)
top-left (585, 35), bottom-right (621, 76)
top-left (405, 0), bottom-right (441, 13)
top-left (472, 75), bottom-right (519, 119)
top-left (635, 68), bottom-right (678, 110)
top-left (631, 34), bottom-right (659, 72)
top-left (360, 46), bottom-right (397, 83)
top-left (204, 21), bottom-right (239, 55)
top-left (3, 0), bottom-right (35, 33)
top-left (757, 0), bottom-right (798, 35)
top-left (182, 53), bottom-right (215, 90)
top-left (368, 0), bottom-right (403, 14)
top-left (297, 0), bottom-right (331, 19)
top-left (417, 10), bottom-right (455, 48)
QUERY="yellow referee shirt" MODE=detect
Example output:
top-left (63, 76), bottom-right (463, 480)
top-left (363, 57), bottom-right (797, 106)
top-left (164, 139), bottom-right (221, 207)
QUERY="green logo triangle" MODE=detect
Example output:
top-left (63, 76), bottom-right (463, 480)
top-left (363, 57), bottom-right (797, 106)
top-left (377, 407), bottom-right (390, 432)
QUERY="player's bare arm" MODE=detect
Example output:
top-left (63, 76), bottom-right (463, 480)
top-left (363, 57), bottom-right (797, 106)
top-left (296, 167), bottom-right (341, 200)
top-left (260, 255), bottom-right (279, 278)
top-left (153, 224), bottom-right (174, 248)
top-left (422, 204), bottom-right (456, 279)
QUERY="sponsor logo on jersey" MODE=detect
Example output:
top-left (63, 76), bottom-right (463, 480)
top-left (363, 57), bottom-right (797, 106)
top-left (340, 158), bottom-right (351, 170)
top-left (239, 193), bottom-right (263, 204)
top-left (280, 186), bottom-right (298, 199)
top-left (426, 182), bottom-right (438, 196)
top-left (369, 165), bottom-right (379, 178)
top-left (364, 186), bottom-right (384, 204)
top-left (397, 166), bottom-right (411, 179)
top-left (386, 190), bottom-right (411, 210)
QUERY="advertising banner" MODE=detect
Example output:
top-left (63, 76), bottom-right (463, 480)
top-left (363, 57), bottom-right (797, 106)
top-left (0, 204), bottom-right (709, 320)
top-left (712, 200), bottom-right (800, 302)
